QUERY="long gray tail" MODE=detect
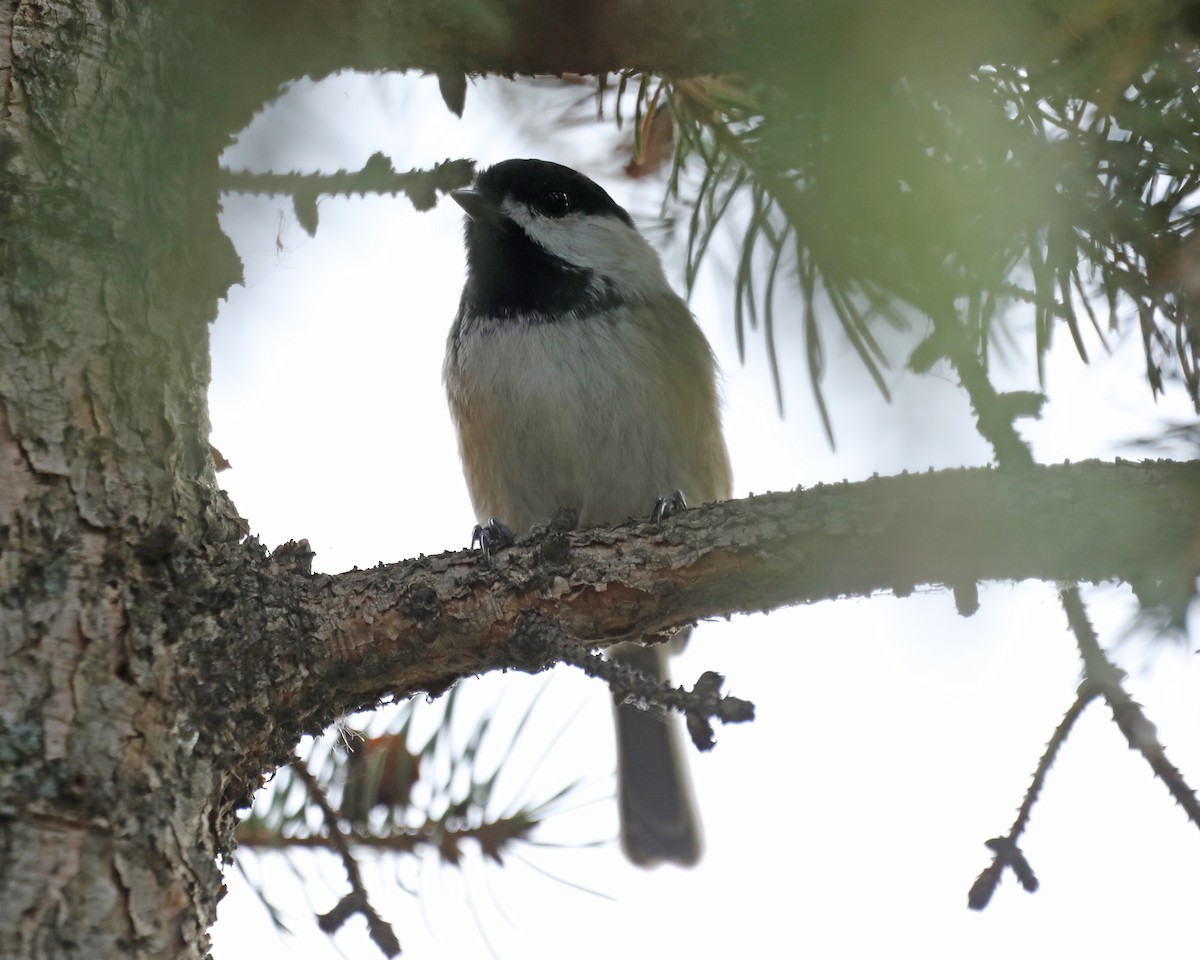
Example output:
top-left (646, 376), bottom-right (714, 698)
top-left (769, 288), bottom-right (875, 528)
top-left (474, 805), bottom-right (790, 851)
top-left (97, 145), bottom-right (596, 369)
top-left (611, 642), bottom-right (701, 867)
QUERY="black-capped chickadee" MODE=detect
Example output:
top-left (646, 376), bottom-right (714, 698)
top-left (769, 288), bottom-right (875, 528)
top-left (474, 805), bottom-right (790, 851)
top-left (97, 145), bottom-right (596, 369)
top-left (444, 158), bottom-right (732, 867)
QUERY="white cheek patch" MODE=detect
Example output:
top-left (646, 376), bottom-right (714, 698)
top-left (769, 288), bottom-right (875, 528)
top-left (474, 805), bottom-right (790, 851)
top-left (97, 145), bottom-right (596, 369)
top-left (502, 200), bottom-right (669, 300)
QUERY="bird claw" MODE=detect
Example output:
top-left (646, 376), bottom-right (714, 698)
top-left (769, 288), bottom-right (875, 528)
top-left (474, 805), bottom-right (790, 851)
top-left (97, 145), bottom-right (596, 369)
top-left (650, 490), bottom-right (687, 527)
top-left (471, 518), bottom-right (514, 558)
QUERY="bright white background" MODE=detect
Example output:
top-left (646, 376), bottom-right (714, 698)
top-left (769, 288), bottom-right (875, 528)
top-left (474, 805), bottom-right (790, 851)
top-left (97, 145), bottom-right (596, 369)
top-left (208, 73), bottom-right (1199, 959)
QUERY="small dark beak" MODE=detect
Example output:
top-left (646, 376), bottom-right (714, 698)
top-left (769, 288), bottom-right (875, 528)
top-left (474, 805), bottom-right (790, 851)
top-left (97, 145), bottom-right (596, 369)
top-left (451, 188), bottom-right (500, 222)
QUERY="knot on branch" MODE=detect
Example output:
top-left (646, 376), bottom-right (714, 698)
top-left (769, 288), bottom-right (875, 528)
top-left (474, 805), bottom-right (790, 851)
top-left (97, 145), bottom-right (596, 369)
top-left (508, 610), bottom-right (566, 674)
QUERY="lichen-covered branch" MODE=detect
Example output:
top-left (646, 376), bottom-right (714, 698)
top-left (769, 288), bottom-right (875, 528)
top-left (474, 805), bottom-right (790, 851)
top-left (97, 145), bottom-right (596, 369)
top-left (291, 459), bottom-right (1200, 721)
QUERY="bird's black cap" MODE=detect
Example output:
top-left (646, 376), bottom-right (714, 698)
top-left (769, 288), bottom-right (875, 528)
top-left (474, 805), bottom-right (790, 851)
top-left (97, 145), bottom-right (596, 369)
top-left (462, 159), bottom-right (633, 226)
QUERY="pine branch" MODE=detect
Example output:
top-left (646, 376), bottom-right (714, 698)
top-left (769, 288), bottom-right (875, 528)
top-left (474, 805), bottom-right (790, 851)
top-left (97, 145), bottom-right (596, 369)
top-left (508, 611), bottom-right (755, 751)
top-left (284, 460), bottom-right (1199, 726)
top-left (292, 762), bottom-right (402, 958)
top-left (968, 686), bottom-right (1098, 910)
top-left (1061, 585), bottom-right (1200, 827)
top-left (219, 156), bottom-right (474, 235)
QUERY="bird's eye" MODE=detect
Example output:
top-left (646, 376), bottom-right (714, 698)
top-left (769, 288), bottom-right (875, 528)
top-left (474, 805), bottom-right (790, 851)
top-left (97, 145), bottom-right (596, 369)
top-left (541, 190), bottom-right (570, 218)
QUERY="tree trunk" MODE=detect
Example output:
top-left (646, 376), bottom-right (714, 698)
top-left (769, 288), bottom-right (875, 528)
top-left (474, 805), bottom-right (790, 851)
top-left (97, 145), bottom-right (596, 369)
top-left (0, 3), bottom-right (248, 955)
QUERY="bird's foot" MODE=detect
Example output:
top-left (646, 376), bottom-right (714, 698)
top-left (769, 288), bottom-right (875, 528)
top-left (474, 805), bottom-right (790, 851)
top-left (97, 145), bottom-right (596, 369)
top-left (650, 490), bottom-right (687, 527)
top-left (471, 518), bottom-right (514, 559)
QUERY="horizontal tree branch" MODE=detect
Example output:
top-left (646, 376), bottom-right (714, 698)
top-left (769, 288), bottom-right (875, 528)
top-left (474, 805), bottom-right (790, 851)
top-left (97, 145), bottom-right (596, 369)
top-left (210, 0), bottom-right (1174, 86)
top-left (294, 459), bottom-right (1200, 719)
top-left (215, 0), bottom-right (748, 82)
top-left (196, 0), bottom-right (1182, 144)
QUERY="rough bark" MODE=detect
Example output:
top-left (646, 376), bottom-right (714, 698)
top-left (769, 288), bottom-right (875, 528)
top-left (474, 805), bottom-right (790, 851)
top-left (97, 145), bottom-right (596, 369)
top-left (1, 2), bottom-right (1197, 959)
top-left (1, 2), bottom-right (246, 957)
top-left (300, 459), bottom-right (1200, 713)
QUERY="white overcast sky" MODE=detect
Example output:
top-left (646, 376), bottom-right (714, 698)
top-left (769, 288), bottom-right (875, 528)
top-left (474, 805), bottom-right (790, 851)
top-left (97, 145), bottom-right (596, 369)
top-left (207, 73), bottom-right (1199, 960)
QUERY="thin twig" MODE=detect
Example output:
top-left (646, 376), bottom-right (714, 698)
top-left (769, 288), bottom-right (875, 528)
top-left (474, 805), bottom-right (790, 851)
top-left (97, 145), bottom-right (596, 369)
top-left (1060, 585), bottom-right (1200, 828)
top-left (292, 761), bottom-right (402, 958)
top-left (508, 611), bottom-right (755, 750)
top-left (238, 818), bottom-right (532, 855)
top-left (968, 684), bottom-right (1099, 910)
top-left (220, 155), bottom-right (474, 235)
top-left (1011, 686), bottom-right (1097, 842)
top-left (934, 285), bottom-right (1200, 910)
